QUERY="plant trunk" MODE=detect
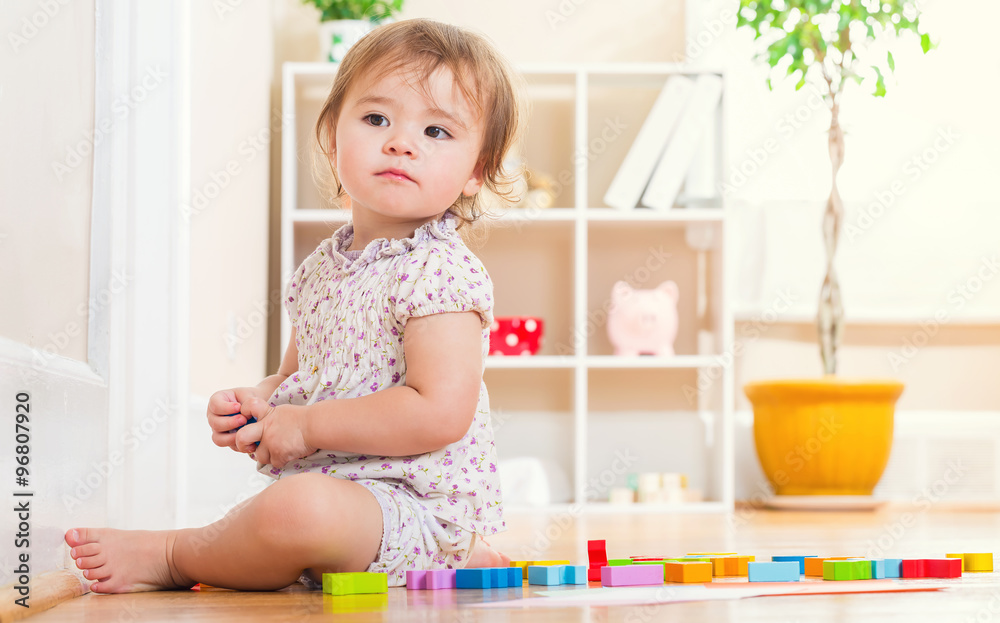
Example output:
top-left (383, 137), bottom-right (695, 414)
top-left (818, 100), bottom-right (845, 375)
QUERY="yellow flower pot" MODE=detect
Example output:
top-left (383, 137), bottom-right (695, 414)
top-left (744, 378), bottom-right (904, 496)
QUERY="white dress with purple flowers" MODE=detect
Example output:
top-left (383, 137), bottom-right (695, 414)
top-left (261, 212), bottom-right (504, 540)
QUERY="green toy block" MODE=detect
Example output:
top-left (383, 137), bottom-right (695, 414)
top-left (822, 559), bottom-right (872, 581)
top-left (608, 558), bottom-right (634, 566)
top-left (323, 572), bottom-right (389, 595)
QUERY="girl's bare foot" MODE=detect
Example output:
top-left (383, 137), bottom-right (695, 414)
top-left (465, 535), bottom-right (511, 568)
top-left (65, 528), bottom-right (193, 594)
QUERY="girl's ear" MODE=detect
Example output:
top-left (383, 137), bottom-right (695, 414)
top-left (462, 162), bottom-right (485, 197)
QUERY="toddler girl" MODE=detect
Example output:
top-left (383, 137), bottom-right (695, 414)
top-left (65, 17), bottom-right (524, 592)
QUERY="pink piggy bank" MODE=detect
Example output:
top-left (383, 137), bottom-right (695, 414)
top-left (607, 280), bottom-right (679, 356)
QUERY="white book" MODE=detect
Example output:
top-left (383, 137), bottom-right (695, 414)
top-left (641, 74), bottom-right (723, 210)
top-left (602, 76), bottom-right (695, 211)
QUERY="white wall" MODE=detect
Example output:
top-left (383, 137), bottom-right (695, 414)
top-left (0, 0), bottom-right (94, 362)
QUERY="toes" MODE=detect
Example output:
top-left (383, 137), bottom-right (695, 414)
top-left (75, 552), bottom-right (107, 570)
top-left (81, 565), bottom-right (112, 582)
top-left (66, 528), bottom-right (99, 547)
top-left (70, 543), bottom-right (102, 559)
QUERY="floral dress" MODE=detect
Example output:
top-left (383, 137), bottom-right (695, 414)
top-left (261, 212), bottom-right (504, 580)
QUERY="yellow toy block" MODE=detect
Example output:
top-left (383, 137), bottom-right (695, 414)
top-left (664, 561), bottom-right (713, 583)
top-left (948, 553), bottom-right (993, 573)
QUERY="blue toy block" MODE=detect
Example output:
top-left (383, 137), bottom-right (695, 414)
top-left (561, 565), bottom-right (588, 585)
top-left (507, 567), bottom-right (523, 587)
top-left (528, 565), bottom-right (563, 586)
top-left (771, 555), bottom-right (817, 574)
top-left (490, 567), bottom-right (508, 588)
top-left (870, 559), bottom-right (886, 579)
top-left (456, 568), bottom-right (491, 589)
top-left (884, 559), bottom-right (903, 578)
top-left (748, 561), bottom-right (800, 582)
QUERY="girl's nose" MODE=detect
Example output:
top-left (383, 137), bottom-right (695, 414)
top-left (384, 131), bottom-right (416, 157)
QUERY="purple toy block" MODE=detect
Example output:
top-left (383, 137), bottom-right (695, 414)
top-left (601, 564), bottom-right (663, 587)
top-left (405, 570), bottom-right (428, 590)
top-left (426, 569), bottom-right (456, 590)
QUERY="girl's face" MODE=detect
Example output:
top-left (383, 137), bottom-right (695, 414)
top-left (333, 66), bottom-right (485, 225)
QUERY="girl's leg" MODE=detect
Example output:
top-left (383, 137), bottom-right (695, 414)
top-left (65, 473), bottom-right (383, 593)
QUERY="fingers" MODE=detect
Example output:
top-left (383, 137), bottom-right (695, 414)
top-left (207, 390), bottom-right (241, 418)
top-left (235, 420), bottom-right (264, 453)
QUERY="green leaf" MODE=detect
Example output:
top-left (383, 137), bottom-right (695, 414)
top-left (920, 32), bottom-right (932, 53)
top-left (873, 66), bottom-right (887, 97)
top-left (887, 50), bottom-right (895, 71)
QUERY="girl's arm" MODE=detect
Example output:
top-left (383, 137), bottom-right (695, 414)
top-left (302, 311), bottom-right (484, 456)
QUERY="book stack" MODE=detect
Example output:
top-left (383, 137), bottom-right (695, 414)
top-left (603, 74), bottom-right (723, 211)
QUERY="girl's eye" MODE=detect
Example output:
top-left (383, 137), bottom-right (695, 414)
top-left (425, 126), bottom-right (451, 139)
top-left (364, 114), bottom-right (388, 127)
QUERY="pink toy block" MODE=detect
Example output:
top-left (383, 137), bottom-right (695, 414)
top-left (601, 564), bottom-right (663, 587)
top-left (406, 570), bottom-right (428, 590)
top-left (426, 569), bottom-right (457, 589)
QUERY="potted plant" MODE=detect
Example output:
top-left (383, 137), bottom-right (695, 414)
top-left (737, 1), bottom-right (932, 500)
top-left (301, 0), bottom-right (404, 63)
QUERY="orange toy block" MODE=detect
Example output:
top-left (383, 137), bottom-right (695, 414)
top-left (721, 556), bottom-right (753, 577)
top-left (804, 556), bottom-right (858, 577)
top-left (664, 561), bottom-right (713, 583)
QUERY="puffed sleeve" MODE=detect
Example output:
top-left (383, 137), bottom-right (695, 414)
top-left (391, 238), bottom-right (494, 329)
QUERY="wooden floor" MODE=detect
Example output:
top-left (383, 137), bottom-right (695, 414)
top-left (24, 506), bottom-right (1000, 622)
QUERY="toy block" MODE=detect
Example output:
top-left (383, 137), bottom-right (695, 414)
top-left (926, 558), bottom-right (962, 578)
top-left (634, 560), bottom-right (669, 581)
top-left (601, 564), bottom-right (664, 587)
top-left (490, 567), bottom-right (508, 588)
top-left (884, 559), bottom-right (903, 578)
top-left (608, 558), bottom-right (634, 566)
top-left (687, 552), bottom-right (736, 556)
top-left (965, 553), bottom-right (993, 572)
top-left (631, 557), bottom-right (668, 562)
top-left (721, 556), bottom-right (752, 577)
top-left (748, 561), bottom-right (800, 583)
top-left (823, 559), bottom-right (871, 581)
top-left (771, 555), bottom-right (818, 574)
top-left (510, 561), bottom-right (531, 579)
top-left (663, 561), bottom-right (713, 583)
top-left (948, 553), bottom-right (993, 573)
top-left (588, 567), bottom-right (601, 582)
top-left (456, 568), bottom-right (491, 589)
top-left (426, 569), bottom-right (457, 590)
top-left (528, 565), bottom-right (562, 586)
top-left (322, 572), bottom-right (388, 596)
top-left (870, 559), bottom-right (886, 579)
top-left (901, 559), bottom-right (926, 578)
top-left (804, 556), bottom-right (858, 577)
top-left (506, 568), bottom-right (522, 587)
top-left (562, 565), bottom-right (588, 585)
top-left (405, 570), bottom-right (427, 590)
top-left (589, 540), bottom-right (608, 565)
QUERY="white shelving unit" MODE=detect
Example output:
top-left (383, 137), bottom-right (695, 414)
top-left (281, 62), bottom-right (734, 513)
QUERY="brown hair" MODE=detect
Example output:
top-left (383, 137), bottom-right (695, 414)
top-left (312, 18), bottom-right (526, 229)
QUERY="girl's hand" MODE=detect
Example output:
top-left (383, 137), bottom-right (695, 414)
top-left (236, 398), bottom-right (317, 469)
top-left (206, 387), bottom-right (265, 452)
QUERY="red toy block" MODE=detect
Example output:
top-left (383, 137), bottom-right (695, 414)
top-left (926, 558), bottom-right (962, 578)
top-left (588, 540), bottom-right (609, 582)
top-left (901, 559), bottom-right (926, 578)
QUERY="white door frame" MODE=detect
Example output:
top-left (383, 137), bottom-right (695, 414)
top-left (96, 0), bottom-right (191, 530)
